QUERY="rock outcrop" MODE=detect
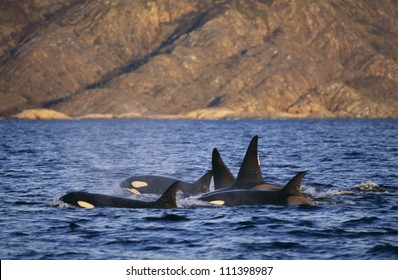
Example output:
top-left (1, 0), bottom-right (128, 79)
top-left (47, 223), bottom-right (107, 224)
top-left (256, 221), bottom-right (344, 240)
top-left (1, 0), bottom-right (397, 119)
top-left (11, 108), bottom-right (70, 120)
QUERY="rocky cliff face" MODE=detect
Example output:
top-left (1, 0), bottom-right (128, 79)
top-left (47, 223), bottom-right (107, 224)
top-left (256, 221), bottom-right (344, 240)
top-left (1, 0), bottom-right (398, 118)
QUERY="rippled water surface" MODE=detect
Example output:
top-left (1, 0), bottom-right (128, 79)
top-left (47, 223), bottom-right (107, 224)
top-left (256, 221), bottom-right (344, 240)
top-left (0, 119), bottom-right (397, 259)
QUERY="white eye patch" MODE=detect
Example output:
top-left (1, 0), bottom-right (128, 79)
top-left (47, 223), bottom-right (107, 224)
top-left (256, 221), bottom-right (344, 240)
top-left (210, 200), bottom-right (225, 206)
top-left (77, 201), bottom-right (95, 209)
top-left (131, 181), bottom-right (148, 188)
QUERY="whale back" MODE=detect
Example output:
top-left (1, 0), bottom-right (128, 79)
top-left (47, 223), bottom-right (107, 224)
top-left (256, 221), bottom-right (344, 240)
top-left (60, 181), bottom-right (180, 209)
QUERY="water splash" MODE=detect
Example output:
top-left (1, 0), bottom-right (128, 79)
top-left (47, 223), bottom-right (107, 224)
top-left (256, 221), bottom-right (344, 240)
top-left (304, 186), bottom-right (353, 198)
top-left (352, 181), bottom-right (381, 191)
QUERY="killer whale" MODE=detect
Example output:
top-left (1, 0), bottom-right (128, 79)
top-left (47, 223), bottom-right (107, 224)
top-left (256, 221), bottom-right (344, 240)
top-left (119, 170), bottom-right (212, 197)
top-left (212, 135), bottom-right (282, 192)
top-left (199, 171), bottom-right (313, 206)
top-left (60, 181), bottom-right (180, 209)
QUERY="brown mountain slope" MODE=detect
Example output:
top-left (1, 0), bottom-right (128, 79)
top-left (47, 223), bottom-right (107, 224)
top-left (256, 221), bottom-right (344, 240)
top-left (1, 0), bottom-right (397, 118)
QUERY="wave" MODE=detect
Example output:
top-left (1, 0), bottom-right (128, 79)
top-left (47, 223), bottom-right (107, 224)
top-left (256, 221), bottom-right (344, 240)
top-left (342, 216), bottom-right (379, 226)
top-left (367, 243), bottom-right (398, 258)
top-left (145, 214), bottom-right (190, 222)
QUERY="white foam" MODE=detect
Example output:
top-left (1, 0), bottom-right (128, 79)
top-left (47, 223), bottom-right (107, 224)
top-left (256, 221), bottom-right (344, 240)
top-left (302, 186), bottom-right (317, 196)
top-left (353, 180), bottom-right (381, 191)
top-left (304, 185), bottom-right (354, 198)
top-left (55, 200), bottom-right (74, 208)
top-left (178, 196), bottom-right (219, 208)
top-left (319, 187), bottom-right (354, 197)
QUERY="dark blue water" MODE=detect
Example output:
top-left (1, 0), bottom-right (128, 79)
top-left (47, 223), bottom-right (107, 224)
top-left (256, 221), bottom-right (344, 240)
top-left (0, 119), bottom-right (397, 259)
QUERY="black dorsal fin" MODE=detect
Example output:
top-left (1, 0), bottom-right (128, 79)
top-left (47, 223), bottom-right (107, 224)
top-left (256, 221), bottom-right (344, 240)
top-left (282, 171), bottom-right (307, 196)
top-left (194, 170), bottom-right (213, 192)
top-left (233, 135), bottom-right (265, 188)
top-left (154, 181), bottom-right (180, 208)
top-left (212, 148), bottom-right (235, 189)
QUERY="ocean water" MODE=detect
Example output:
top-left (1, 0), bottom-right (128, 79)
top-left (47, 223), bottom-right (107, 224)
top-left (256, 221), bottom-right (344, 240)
top-left (0, 119), bottom-right (397, 260)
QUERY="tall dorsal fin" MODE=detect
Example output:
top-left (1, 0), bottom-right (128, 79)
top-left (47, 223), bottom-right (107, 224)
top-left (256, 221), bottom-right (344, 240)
top-left (154, 181), bottom-right (180, 208)
top-left (282, 171), bottom-right (307, 196)
top-left (212, 148), bottom-right (235, 189)
top-left (233, 135), bottom-right (265, 188)
top-left (194, 170), bottom-right (213, 191)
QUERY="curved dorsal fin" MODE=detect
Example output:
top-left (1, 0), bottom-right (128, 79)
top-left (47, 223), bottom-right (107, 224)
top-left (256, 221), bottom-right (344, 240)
top-left (194, 170), bottom-right (213, 189)
top-left (282, 171), bottom-right (307, 196)
top-left (212, 148), bottom-right (235, 189)
top-left (154, 181), bottom-right (180, 208)
top-left (233, 135), bottom-right (265, 188)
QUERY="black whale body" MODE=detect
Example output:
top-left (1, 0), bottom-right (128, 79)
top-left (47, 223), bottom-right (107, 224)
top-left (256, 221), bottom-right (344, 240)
top-left (120, 170), bottom-right (212, 197)
top-left (60, 181), bottom-right (179, 209)
top-left (200, 171), bottom-right (313, 206)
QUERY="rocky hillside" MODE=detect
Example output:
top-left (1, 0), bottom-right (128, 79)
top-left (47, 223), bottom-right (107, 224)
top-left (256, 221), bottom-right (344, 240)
top-left (1, 0), bottom-right (398, 119)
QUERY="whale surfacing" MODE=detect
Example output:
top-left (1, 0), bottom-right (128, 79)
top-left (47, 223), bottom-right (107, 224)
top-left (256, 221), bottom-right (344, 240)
top-left (200, 171), bottom-right (313, 206)
top-left (120, 170), bottom-right (212, 197)
top-left (60, 181), bottom-right (180, 209)
top-left (212, 135), bottom-right (282, 192)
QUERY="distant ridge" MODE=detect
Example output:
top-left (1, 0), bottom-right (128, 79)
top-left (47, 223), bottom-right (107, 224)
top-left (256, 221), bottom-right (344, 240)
top-left (1, 0), bottom-right (397, 119)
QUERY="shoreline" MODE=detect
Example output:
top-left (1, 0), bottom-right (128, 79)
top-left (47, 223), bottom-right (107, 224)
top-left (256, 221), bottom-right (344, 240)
top-left (3, 108), bottom-right (397, 121)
